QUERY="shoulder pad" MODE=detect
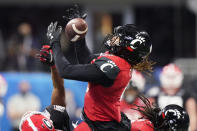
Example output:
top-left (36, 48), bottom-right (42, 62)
top-left (94, 57), bottom-right (120, 79)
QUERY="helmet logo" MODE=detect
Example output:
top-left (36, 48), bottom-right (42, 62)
top-left (130, 35), bottom-right (145, 49)
top-left (136, 35), bottom-right (146, 42)
top-left (165, 109), bottom-right (181, 119)
top-left (43, 118), bottom-right (53, 130)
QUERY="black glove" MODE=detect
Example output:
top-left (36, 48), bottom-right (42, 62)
top-left (46, 21), bottom-right (62, 46)
top-left (63, 4), bottom-right (87, 24)
top-left (38, 45), bottom-right (54, 66)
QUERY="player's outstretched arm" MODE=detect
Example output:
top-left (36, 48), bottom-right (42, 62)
top-left (47, 22), bottom-right (117, 86)
top-left (51, 66), bottom-right (66, 107)
top-left (38, 45), bottom-right (66, 107)
top-left (73, 38), bottom-right (93, 64)
top-left (62, 37), bottom-right (93, 64)
top-left (63, 5), bottom-right (94, 64)
top-left (52, 42), bottom-right (106, 82)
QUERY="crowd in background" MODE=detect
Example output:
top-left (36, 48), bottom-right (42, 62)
top-left (0, 23), bottom-right (42, 71)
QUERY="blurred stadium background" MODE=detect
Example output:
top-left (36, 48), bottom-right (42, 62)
top-left (0, 0), bottom-right (197, 130)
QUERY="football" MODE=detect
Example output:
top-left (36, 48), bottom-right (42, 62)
top-left (65, 18), bottom-right (88, 42)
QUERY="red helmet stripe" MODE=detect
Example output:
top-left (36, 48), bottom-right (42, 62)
top-left (127, 47), bottom-right (134, 52)
top-left (162, 112), bottom-right (165, 118)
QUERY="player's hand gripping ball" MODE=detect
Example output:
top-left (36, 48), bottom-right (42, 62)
top-left (65, 18), bottom-right (88, 42)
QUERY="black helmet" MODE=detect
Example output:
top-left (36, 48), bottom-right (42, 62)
top-left (158, 104), bottom-right (190, 131)
top-left (103, 24), bottom-right (152, 65)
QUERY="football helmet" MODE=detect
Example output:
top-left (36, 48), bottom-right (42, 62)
top-left (103, 24), bottom-right (152, 65)
top-left (158, 104), bottom-right (190, 131)
top-left (160, 63), bottom-right (183, 88)
top-left (19, 111), bottom-right (55, 131)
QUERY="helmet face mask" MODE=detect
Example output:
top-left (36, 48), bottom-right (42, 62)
top-left (103, 24), bottom-right (152, 65)
top-left (103, 34), bottom-right (122, 53)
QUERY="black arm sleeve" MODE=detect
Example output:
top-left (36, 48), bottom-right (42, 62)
top-left (63, 38), bottom-right (97, 64)
top-left (52, 42), bottom-right (113, 86)
top-left (74, 38), bottom-right (96, 64)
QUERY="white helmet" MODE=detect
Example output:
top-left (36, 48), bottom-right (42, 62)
top-left (160, 63), bottom-right (183, 89)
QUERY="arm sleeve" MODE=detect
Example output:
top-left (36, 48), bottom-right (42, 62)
top-left (65, 38), bottom-right (96, 64)
top-left (52, 42), bottom-right (113, 85)
top-left (74, 38), bottom-right (95, 64)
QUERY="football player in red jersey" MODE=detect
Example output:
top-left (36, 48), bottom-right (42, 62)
top-left (19, 45), bottom-right (71, 131)
top-left (45, 6), bottom-right (153, 130)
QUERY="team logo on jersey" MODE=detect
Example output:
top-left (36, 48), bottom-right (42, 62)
top-left (100, 60), bottom-right (116, 72)
top-left (43, 118), bottom-right (53, 129)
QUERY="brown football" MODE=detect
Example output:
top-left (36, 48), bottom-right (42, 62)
top-left (65, 18), bottom-right (88, 42)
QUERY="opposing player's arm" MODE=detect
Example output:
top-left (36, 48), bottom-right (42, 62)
top-left (51, 67), bottom-right (66, 107)
top-left (38, 45), bottom-right (66, 107)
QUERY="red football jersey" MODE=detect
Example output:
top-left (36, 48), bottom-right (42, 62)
top-left (84, 54), bottom-right (132, 122)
